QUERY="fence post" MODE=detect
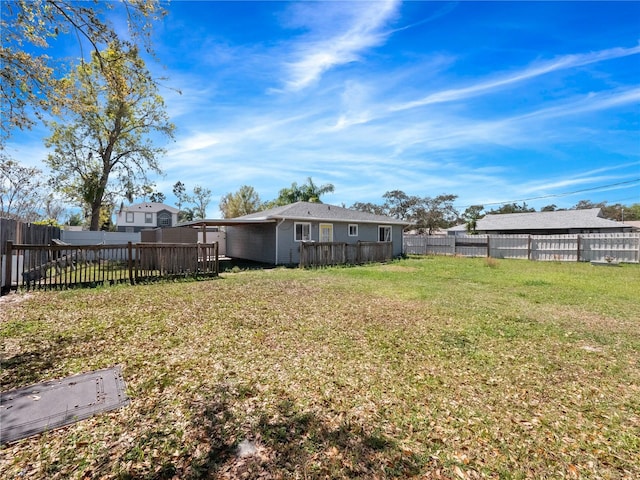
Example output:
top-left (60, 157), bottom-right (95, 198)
top-left (214, 242), bottom-right (219, 276)
top-left (486, 236), bottom-right (491, 257)
top-left (527, 235), bottom-right (532, 260)
top-left (127, 242), bottom-right (134, 285)
top-left (2, 241), bottom-right (13, 295)
top-left (576, 235), bottom-right (581, 262)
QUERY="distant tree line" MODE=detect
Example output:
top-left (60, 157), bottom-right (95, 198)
top-left (351, 195), bottom-right (639, 234)
top-left (3, 162), bottom-right (639, 232)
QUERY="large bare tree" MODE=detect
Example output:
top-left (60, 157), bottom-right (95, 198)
top-left (0, 158), bottom-right (45, 221)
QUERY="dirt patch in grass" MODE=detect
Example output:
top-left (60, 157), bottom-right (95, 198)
top-left (0, 292), bottom-right (33, 311)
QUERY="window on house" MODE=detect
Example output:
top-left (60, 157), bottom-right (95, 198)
top-left (378, 225), bottom-right (392, 242)
top-left (348, 224), bottom-right (358, 237)
top-left (295, 222), bottom-right (311, 242)
top-left (145, 212), bottom-right (153, 223)
top-left (126, 212), bottom-right (134, 223)
top-left (320, 223), bottom-right (333, 242)
top-left (158, 213), bottom-right (171, 227)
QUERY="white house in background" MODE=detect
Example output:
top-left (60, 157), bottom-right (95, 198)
top-left (116, 202), bottom-right (179, 233)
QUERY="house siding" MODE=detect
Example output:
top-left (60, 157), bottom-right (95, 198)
top-left (227, 224), bottom-right (276, 264)
top-left (115, 203), bottom-right (178, 232)
top-left (274, 220), bottom-right (404, 265)
top-left (220, 202), bottom-right (408, 266)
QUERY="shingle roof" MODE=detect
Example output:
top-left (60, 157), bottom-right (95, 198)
top-left (237, 202), bottom-right (409, 225)
top-left (122, 202), bottom-right (179, 214)
top-left (476, 208), bottom-right (628, 231)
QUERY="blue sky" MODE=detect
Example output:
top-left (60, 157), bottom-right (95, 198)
top-left (6, 0), bottom-right (640, 217)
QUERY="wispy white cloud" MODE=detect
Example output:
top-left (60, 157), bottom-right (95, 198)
top-left (390, 44), bottom-right (640, 112)
top-left (280, 0), bottom-right (400, 91)
top-left (511, 87), bottom-right (640, 122)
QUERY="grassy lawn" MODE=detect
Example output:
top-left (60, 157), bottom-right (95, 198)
top-left (1, 256), bottom-right (639, 479)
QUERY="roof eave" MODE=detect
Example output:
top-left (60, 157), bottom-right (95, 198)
top-left (268, 214), bottom-right (411, 226)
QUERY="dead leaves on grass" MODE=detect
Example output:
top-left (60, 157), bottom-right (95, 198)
top-left (1, 262), bottom-right (639, 479)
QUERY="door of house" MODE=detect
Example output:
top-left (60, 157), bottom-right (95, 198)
top-left (320, 223), bottom-right (333, 242)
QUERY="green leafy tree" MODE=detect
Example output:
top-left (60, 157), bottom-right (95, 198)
top-left (462, 205), bottom-right (484, 234)
top-left (413, 194), bottom-right (459, 234)
top-left (572, 200), bottom-right (605, 210)
top-left (488, 202), bottom-right (535, 215)
top-left (622, 203), bottom-right (640, 221)
top-left (219, 185), bottom-right (262, 218)
top-left (300, 177), bottom-right (335, 203)
top-left (149, 191), bottom-right (166, 203)
top-left (382, 190), bottom-right (420, 220)
top-left (180, 207), bottom-right (195, 222)
top-left (1, 0), bottom-right (165, 139)
top-left (45, 42), bottom-right (174, 230)
top-left (67, 212), bottom-right (84, 227)
top-left (350, 201), bottom-right (387, 216)
top-left (266, 177), bottom-right (334, 207)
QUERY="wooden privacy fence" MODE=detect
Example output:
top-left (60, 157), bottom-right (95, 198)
top-left (1, 241), bottom-right (219, 295)
top-left (299, 241), bottom-right (393, 267)
top-left (404, 233), bottom-right (640, 263)
top-left (0, 218), bottom-right (61, 255)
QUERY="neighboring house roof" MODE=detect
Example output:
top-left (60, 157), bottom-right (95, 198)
top-left (179, 202), bottom-right (410, 227)
top-left (475, 208), bottom-right (630, 232)
top-left (624, 220), bottom-right (640, 231)
top-left (120, 202), bottom-right (179, 214)
top-left (448, 224), bottom-right (468, 232)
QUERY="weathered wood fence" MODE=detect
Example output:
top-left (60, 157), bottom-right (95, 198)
top-left (0, 218), bottom-right (61, 255)
top-left (299, 241), bottom-right (393, 267)
top-left (404, 233), bottom-right (640, 263)
top-left (1, 241), bottom-right (219, 295)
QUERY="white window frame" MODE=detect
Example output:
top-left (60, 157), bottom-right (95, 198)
top-left (158, 213), bottom-right (171, 227)
top-left (126, 212), bottom-right (134, 223)
top-left (348, 224), bottom-right (358, 237)
top-left (294, 222), bottom-right (311, 242)
top-left (145, 212), bottom-right (153, 224)
top-left (378, 225), bottom-right (392, 242)
top-left (319, 223), bottom-right (333, 242)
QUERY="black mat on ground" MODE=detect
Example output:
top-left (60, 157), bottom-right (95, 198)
top-left (0, 366), bottom-right (130, 444)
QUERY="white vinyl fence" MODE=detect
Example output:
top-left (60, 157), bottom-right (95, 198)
top-left (404, 233), bottom-right (640, 263)
top-left (61, 230), bottom-right (141, 245)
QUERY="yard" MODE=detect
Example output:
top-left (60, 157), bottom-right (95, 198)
top-left (1, 256), bottom-right (639, 479)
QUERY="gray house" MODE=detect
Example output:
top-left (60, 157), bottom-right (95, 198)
top-left (116, 202), bottom-right (179, 233)
top-left (450, 208), bottom-right (632, 235)
top-left (182, 202), bottom-right (409, 265)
